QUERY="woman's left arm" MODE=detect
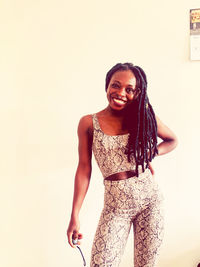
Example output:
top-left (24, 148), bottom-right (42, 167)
top-left (155, 115), bottom-right (178, 156)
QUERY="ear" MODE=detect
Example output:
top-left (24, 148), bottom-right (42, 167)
top-left (134, 88), bottom-right (141, 100)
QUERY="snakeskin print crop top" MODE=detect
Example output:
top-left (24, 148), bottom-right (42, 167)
top-left (92, 113), bottom-right (143, 179)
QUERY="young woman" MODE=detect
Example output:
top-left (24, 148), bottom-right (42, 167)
top-left (67, 63), bottom-right (178, 267)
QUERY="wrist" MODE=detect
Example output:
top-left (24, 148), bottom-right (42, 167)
top-left (71, 212), bottom-right (79, 220)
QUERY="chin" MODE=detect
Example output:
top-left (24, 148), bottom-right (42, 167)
top-left (109, 104), bottom-right (128, 112)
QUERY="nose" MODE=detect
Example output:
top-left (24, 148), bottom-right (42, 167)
top-left (118, 87), bottom-right (126, 97)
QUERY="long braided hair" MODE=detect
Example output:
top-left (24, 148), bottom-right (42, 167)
top-left (105, 63), bottom-right (158, 177)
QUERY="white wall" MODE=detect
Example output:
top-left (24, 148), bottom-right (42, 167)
top-left (1, 0), bottom-right (200, 266)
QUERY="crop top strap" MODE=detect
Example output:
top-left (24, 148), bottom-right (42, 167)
top-left (92, 113), bottom-right (101, 131)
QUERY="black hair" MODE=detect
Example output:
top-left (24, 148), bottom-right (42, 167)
top-left (105, 62), bottom-right (158, 177)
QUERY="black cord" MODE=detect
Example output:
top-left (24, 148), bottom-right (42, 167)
top-left (76, 246), bottom-right (86, 266)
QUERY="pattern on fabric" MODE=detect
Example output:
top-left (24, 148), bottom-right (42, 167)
top-left (90, 169), bottom-right (164, 267)
top-left (92, 113), bottom-right (143, 179)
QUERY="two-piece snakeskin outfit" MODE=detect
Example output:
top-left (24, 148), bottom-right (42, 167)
top-left (90, 113), bottom-right (164, 267)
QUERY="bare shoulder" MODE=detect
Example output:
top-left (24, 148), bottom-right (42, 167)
top-left (78, 114), bottom-right (93, 136)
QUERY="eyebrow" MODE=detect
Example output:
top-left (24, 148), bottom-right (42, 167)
top-left (112, 80), bottom-right (121, 84)
top-left (112, 80), bottom-right (134, 87)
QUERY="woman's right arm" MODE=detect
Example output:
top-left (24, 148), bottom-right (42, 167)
top-left (67, 115), bottom-right (93, 248)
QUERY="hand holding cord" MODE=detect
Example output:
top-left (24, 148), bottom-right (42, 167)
top-left (72, 238), bottom-right (86, 266)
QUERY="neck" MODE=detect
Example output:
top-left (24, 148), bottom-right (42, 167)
top-left (105, 105), bottom-right (127, 118)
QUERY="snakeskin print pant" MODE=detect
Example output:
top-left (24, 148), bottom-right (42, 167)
top-left (90, 168), bottom-right (164, 267)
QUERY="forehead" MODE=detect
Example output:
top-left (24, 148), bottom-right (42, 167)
top-left (110, 70), bottom-right (136, 85)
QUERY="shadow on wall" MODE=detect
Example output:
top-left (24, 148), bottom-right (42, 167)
top-left (158, 248), bottom-right (200, 267)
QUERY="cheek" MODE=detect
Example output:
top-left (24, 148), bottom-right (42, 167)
top-left (106, 88), bottom-right (112, 100)
top-left (106, 91), bottom-right (110, 102)
top-left (127, 94), bottom-right (134, 102)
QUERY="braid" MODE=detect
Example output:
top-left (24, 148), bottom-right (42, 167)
top-left (105, 63), bottom-right (158, 177)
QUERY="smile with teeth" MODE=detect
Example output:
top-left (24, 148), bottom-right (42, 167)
top-left (112, 97), bottom-right (127, 105)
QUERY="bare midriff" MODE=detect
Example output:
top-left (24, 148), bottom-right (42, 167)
top-left (104, 170), bottom-right (137, 181)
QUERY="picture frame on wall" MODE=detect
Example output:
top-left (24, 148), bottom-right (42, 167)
top-left (190, 8), bottom-right (200, 60)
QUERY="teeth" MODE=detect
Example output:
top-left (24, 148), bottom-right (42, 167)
top-left (113, 98), bottom-right (125, 104)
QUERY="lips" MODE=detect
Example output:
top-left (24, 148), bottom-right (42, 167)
top-left (112, 97), bottom-right (127, 106)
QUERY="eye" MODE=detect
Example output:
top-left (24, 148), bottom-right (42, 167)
top-left (126, 87), bottom-right (135, 94)
top-left (111, 83), bottom-right (120, 89)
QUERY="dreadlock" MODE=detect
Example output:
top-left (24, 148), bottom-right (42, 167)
top-left (105, 63), bottom-right (158, 177)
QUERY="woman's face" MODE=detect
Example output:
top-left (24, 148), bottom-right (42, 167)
top-left (106, 70), bottom-right (138, 111)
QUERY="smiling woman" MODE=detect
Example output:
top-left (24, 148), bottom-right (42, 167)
top-left (106, 70), bottom-right (137, 110)
top-left (67, 62), bottom-right (178, 267)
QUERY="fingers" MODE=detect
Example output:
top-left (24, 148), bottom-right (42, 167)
top-left (77, 233), bottom-right (83, 245)
top-left (150, 167), bottom-right (155, 175)
top-left (72, 231), bottom-right (83, 246)
top-left (67, 230), bottom-right (83, 248)
top-left (78, 233), bottom-right (83, 240)
top-left (148, 162), bottom-right (155, 176)
top-left (67, 231), bottom-right (76, 248)
top-left (72, 230), bottom-right (79, 240)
